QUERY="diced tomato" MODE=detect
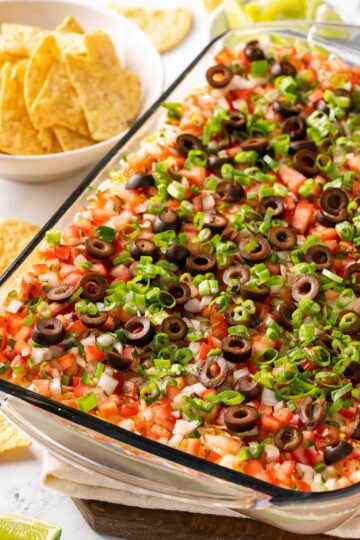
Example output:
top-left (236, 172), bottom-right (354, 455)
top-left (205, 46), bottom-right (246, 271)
top-left (198, 447), bottom-right (221, 463)
top-left (121, 380), bottom-right (138, 399)
top-left (58, 353), bottom-right (78, 375)
top-left (32, 379), bottom-right (51, 397)
top-left (209, 313), bottom-right (228, 339)
top-left (165, 377), bottom-right (186, 400)
top-left (54, 245), bottom-right (71, 260)
top-left (214, 47), bottom-right (235, 66)
top-left (244, 460), bottom-right (264, 476)
top-left (71, 376), bottom-right (81, 387)
top-left (84, 345), bottom-right (105, 363)
top-left (199, 341), bottom-right (212, 361)
top-left (73, 383), bottom-right (94, 398)
top-left (292, 202), bottom-right (315, 234)
top-left (187, 438), bottom-right (201, 456)
top-left (14, 326), bottom-right (32, 343)
top-left (113, 372), bottom-right (125, 395)
top-left (279, 164), bottom-right (307, 194)
top-left (260, 415), bottom-right (282, 433)
top-left (150, 401), bottom-right (176, 432)
top-left (20, 276), bottom-right (42, 298)
top-left (120, 401), bottom-right (139, 418)
top-left (6, 318), bottom-right (24, 336)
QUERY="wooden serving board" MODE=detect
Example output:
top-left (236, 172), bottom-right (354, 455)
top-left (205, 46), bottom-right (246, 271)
top-left (73, 498), bottom-right (345, 540)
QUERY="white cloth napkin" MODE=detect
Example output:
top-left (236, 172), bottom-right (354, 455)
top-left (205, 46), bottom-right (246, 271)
top-left (42, 451), bottom-right (360, 538)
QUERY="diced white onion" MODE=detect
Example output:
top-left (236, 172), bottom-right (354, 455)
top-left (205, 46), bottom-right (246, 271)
top-left (189, 342), bottom-right (200, 355)
top-left (264, 444), bottom-right (280, 462)
top-left (173, 419), bottom-right (200, 437)
top-left (119, 419), bottom-right (134, 431)
top-left (98, 372), bottom-right (118, 395)
top-left (39, 272), bottom-right (59, 287)
top-left (311, 473), bottom-right (324, 492)
top-left (202, 194), bottom-right (215, 210)
top-left (97, 333), bottom-right (115, 347)
top-left (273, 401), bottom-right (284, 411)
top-left (80, 335), bottom-right (96, 347)
top-left (184, 298), bottom-right (201, 313)
top-left (190, 319), bottom-right (201, 331)
top-left (219, 455), bottom-right (235, 468)
top-left (74, 254), bottom-right (88, 267)
top-left (76, 356), bottom-right (86, 368)
top-left (21, 347), bottom-right (30, 357)
top-left (261, 387), bottom-right (278, 406)
top-left (50, 379), bottom-right (62, 397)
top-left (104, 366), bottom-right (114, 377)
top-left (199, 296), bottom-right (212, 309)
top-left (141, 408), bottom-right (153, 421)
top-left (6, 300), bottom-right (22, 314)
top-left (30, 347), bottom-right (51, 365)
top-left (233, 367), bottom-right (249, 382)
top-left (168, 434), bottom-right (183, 447)
top-left (113, 342), bottom-right (124, 354)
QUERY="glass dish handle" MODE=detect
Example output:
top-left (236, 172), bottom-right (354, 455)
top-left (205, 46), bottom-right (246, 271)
top-left (0, 393), bottom-right (271, 510)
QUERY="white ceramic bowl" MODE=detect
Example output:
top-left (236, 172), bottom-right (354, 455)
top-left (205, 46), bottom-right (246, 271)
top-left (0, 0), bottom-right (163, 183)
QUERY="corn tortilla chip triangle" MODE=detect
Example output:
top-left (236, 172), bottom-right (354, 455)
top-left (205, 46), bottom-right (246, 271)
top-left (54, 126), bottom-right (94, 151)
top-left (0, 219), bottom-right (39, 275)
top-left (0, 413), bottom-right (31, 453)
top-left (65, 31), bottom-right (141, 141)
top-left (27, 34), bottom-right (89, 136)
top-left (38, 127), bottom-right (62, 154)
top-left (0, 61), bottom-right (44, 155)
top-left (24, 33), bottom-right (56, 112)
top-left (108, 6), bottom-right (192, 53)
top-left (55, 16), bottom-right (84, 34)
top-left (1, 23), bottom-right (47, 57)
top-left (55, 31), bottom-right (87, 55)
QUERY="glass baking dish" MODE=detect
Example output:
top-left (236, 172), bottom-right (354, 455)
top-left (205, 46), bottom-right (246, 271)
top-left (1, 21), bottom-right (360, 535)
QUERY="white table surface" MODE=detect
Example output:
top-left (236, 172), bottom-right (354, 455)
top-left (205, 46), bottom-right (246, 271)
top-left (0, 1), bottom-right (360, 539)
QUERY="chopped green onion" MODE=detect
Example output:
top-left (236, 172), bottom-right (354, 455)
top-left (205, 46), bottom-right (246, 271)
top-left (45, 229), bottom-right (61, 244)
top-left (76, 392), bottom-right (98, 412)
top-left (322, 269), bottom-right (343, 284)
top-left (250, 59), bottom-right (268, 78)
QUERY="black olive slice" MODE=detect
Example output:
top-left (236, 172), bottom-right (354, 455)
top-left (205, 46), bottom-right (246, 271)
top-left (208, 155), bottom-right (233, 173)
top-left (222, 335), bottom-right (252, 362)
top-left (165, 282), bottom-right (191, 305)
top-left (292, 149), bottom-right (319, 177)
top-left (105, 350), bottom-right (132, 371)
top-left (235, 375), bottom-right (262, 400)
top-left (222, 110), bottom-right (247, 131)
top-left (320, 188), bottom-right (349, 217)
top-left (222, 265), bottom-right (250, 290)
top-left (206, 64), bottom-right (233, 88)
top-left (204, 212), bottom-right (228, 233)
top-left (317, 99), bottom-right (330, 115)
top-left (350, 411), bottom-right (360, 440)
top-left (282, 115), bottom-right (306, 140)
top-left (344, 263), bottom-right (360, 293)
top-left (244, 40), bottom-right (265, 61)
top-left (176, 133), bottom-right (203, 156)
top-left (186, 254), bottom-right (216, 275)
top-left (216, 181), bottom-right (244, 203)
top-left (299, 396), bottom-right (327, 428)
top-left (268, 226), bottom-right (297, 250)
top-left (305, 245), bottom-right (334, 270)
top-left (130, 238), bottom-right (158, 261)
top-left (32, 317), bottom-right (65, 346)
top-left (241, 137), bottom-right (268, 154)
top-left (240, 283), bottom-right (270, 302)
top-left (273, 99), bottom-right (301, 118)
top-left (289, 140), bottom-right (317, 155)
top-left (124, 316), bottom-right (155, 347)
top-left (239, 236), bottom-right (270, 263)
top-left (79, 311), bottom-right (108, 328)
top-left (161, 316), bottom-right (187, 341)
top-left (224, 405), bottom-right (259, 433)
top-left (46, 284), bottom-right (74, 303)
top-left (85, 237), bottom-right (115, 260)
top-left (257, 196), bottom-right (285, 218)
top-left (291, 275), bottom-right (319, 302)
top-left (126, 172), bottom-right (155, 190)
top-left (345, 361), bottom-right (360, 384)
top-left (270, 61), bottom-right (296, 78)
top-left (166, 243), bottom-right (190, 266)
top-left (324, 441), bottom-right (353, 465)
top-left (273, 425), bottom-right (303, 452)
top-left (316, 209), bottom-right (347, 227)
top-left (199, 356), bottom-right (228, 389)
top-left (273, 302), bottom-right (295, 331)
top-left (223, 304), bottom-right (247, 326)
top-left (154, 209), bottom-right (181, 234)
top-left (336, 309), bottom-right (360, 335)
top-left (79, 273), bottom-right (107, 302)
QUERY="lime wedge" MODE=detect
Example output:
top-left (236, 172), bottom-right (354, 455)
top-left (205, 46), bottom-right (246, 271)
top-left (248, 0), bottom-right (306, 21)
top-left (224, 0), bottom-right (252, 29)
top-left (305, 0), bottom-right (342, 22)
top-left (0, 513), bottom-right (62, 540)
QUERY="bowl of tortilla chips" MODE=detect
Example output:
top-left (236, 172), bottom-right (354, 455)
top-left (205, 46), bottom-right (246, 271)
top-left (0, 0), bottom-right (163, 183)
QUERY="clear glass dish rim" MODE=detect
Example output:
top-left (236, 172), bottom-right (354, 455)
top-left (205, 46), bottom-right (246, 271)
top-left (1, 20), bottom-right (360, 505)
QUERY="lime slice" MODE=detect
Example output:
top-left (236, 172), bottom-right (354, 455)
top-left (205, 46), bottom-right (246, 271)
top-left (247, 0), bottom-right (306, 21)
top-left (305, 0), bottom-right (342, 22)
top-left (0, 513), bottom-right (62, 540)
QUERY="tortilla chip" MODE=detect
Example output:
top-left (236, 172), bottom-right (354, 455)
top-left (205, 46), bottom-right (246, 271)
top-left (27, 35), bottom-right (89, 136)
top-left (0, 219), bottom-right (39, 275)
top-left (1, 23), bottom-right (46, 57)
top-left (65, 31), bottom-right (141, 141)
top-left (38, 127), bottom-right (62, 153)
top-left (109, 6), bottom-right (192, 52)
top-left (203, 0), bottom-right (223, 11)
top-left (56, 16), bottom-right (84, 34)
top-left (55, 31), bottom-right (87, 55)
top-left (24, 34), bottom-right (56, 113)
top-left (0, 413), bottom-right (31, 453)
top-left (0, 61), bottom-right (44, 155)
top-left (54, 126), bottom-right (94, 151)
